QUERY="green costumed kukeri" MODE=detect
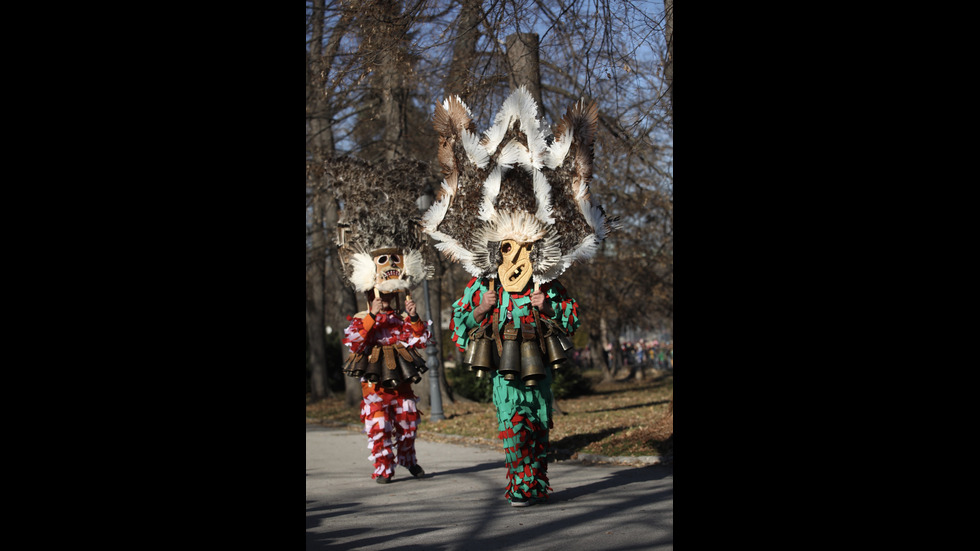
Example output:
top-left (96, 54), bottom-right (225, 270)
top-left (421, 87), bottom-right (616, 507)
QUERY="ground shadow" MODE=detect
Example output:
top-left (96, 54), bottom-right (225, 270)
top-left (307, 525), bottom-right (440, 551)
top-left (421, 460), bottom-right (501, 479)
top-left (591, 371), bottom-right (672, 391)
top-left (584, 399), bottom-right (671, 414)
top-left (550, 426), bottom-right (627, 455)
top-left (306, 502), bottom-right (360, 534)
top-left (550, 464), bottom-right (673, 503)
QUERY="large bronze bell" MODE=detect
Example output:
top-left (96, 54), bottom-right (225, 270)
top-left (363, 359), bottom-right (382, 383)
top-left (468, 337), bottom-right (496, 378)
top-left (545, 335), bottom-right (568, 367)
top-left (412, 352), bottom-right (429, 375)
top-left (350, 354), bottom-right (368, 378)
top-left (380, 346), bottom-right (402, 388)
top-left (397, 352), bottom-right (421, 384)
top-left (498, 337), bottom-right (521, 381)
top-left (404, 347), bottom-right (428, 375)
top-left (520, 340), bottom-right (547, 386)
top-left (380, 369), bottom-right (402, 389)
top-left (556, 331), bottom-right (574, 351)
top-left (342, 353), bottom-right (355, 376)
top-left (463, 336), bottom-right (479, 368)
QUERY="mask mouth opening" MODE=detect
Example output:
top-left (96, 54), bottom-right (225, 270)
top-left (380, 269), bottom-right (402, 281)
top-left (500, 258), bottom-right (533, 291)
top-left (506, 262), bottom-right (529, 283)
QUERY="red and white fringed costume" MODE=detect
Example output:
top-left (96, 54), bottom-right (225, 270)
top-left (360, 381), bottom-right (420, 479)
top-left (342, 309), bottom-right (431, 353)
top-left (343, 308), bottom-right (431, 480)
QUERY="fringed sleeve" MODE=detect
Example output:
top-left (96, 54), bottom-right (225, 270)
top-left (341, 315), bottom-right (370, 354)
top-left (545, 280), bottom-right (580, 335)
top-left (403, 315), bottom-right (433, 350)
top-left (450, 277), bottom-right (489, 352)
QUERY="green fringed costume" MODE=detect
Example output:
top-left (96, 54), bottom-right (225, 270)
top-left (423, 88), bottom-right (613, 506)
top-left (451, 276), bottom-right (580, 502)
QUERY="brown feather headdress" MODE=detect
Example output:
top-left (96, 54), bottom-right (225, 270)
top-left (421, 86), bottom-right (614, 282)
top-left (327, 156), bottom-right (434, 293)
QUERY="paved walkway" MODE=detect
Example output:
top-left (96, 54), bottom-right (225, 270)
top-left (306, 424), bottom-right (673, 550)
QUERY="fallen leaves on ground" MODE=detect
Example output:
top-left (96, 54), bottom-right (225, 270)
top-left (306, 369), bottom-right (673, 458)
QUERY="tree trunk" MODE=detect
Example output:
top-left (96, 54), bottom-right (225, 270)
top-left (374, 0), bottom-right (412, 162)
top-left (445, 0), bottom-right (483, 99)
top-left (589, 318), bottom-right (613, 382)
top-left (607, 325), bottom-right (624, 378)
top-left (306, 0), bottom-right (334, 402)
top-left (306, 195), bottom-right (332, 401)
top-left (664, 0), bottom-right (673, 115)
top-left (505, 33), bottom-right (544, 116)
top-left (614, 335), bottom-right (627, 378)
top-left (324, 196), bottom-right (362, 408)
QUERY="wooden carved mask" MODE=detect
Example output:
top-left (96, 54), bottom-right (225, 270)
top-left (372, 248), bottom-right (404, 287)
top-left (497, 239), bottom-right (534, 293)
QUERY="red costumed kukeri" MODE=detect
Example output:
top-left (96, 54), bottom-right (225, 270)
top-left (329, 156), bottom-right (435, 484)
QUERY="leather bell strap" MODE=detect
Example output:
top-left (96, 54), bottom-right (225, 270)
top-left (393, 342), bottom-right (415, 362)
top-left (490, 278), bottom-right (503, 355)
top-left (383, 345), bottom-right (398, 371)
top-left (530, 305), bottom-right (547, 350)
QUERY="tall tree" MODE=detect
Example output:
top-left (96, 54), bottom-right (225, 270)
top-left (665, 0), bottom-right (673, 112)
top-left (307, 0), bottom-right (333, 401)
top-left (422, 0), bottom-right (491, 406)
top-left (308, 1), bottom-right (674, 400)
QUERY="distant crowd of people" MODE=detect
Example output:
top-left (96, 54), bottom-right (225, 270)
top-left (603, 338), bottom-right (673, 372)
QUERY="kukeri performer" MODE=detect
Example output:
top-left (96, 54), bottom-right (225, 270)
top-left (328, 156), bottom-right (436, 484)
top-left (421, 87), bottom-right (616, 506)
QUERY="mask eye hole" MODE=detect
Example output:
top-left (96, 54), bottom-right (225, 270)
top-left (526, 243), bottom-right (533, 252)
top-left (501, 243), bottom-right (512, 254)
top-left (376, 255), bottom-right (388, 265)
top-left (390, 254), bottom-right (400, 263)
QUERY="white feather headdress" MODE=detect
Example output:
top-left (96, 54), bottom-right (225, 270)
top-left (422, 87), bottom-right (615, 282)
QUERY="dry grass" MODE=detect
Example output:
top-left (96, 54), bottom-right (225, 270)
top-left (306, 368), bottom-right (673, 459)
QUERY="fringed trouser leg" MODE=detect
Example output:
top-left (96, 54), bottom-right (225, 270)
top-left (499, 411), bottom-right (552, 501)
top-left (361, 392), bottom-right (420, 479)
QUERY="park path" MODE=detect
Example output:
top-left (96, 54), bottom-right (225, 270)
top-left (306, 424), bottom-right (672, 550)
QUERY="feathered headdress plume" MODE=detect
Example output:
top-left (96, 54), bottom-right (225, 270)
top-left (421, 86), bottom-right (615, 283)
top-left (327, 156), bottom-right (434, 293)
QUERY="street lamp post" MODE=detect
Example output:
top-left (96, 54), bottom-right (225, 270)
top-left (417, 190), bottom-right (445, 421)
top-left (422, 277), bottom-right (445, 421)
